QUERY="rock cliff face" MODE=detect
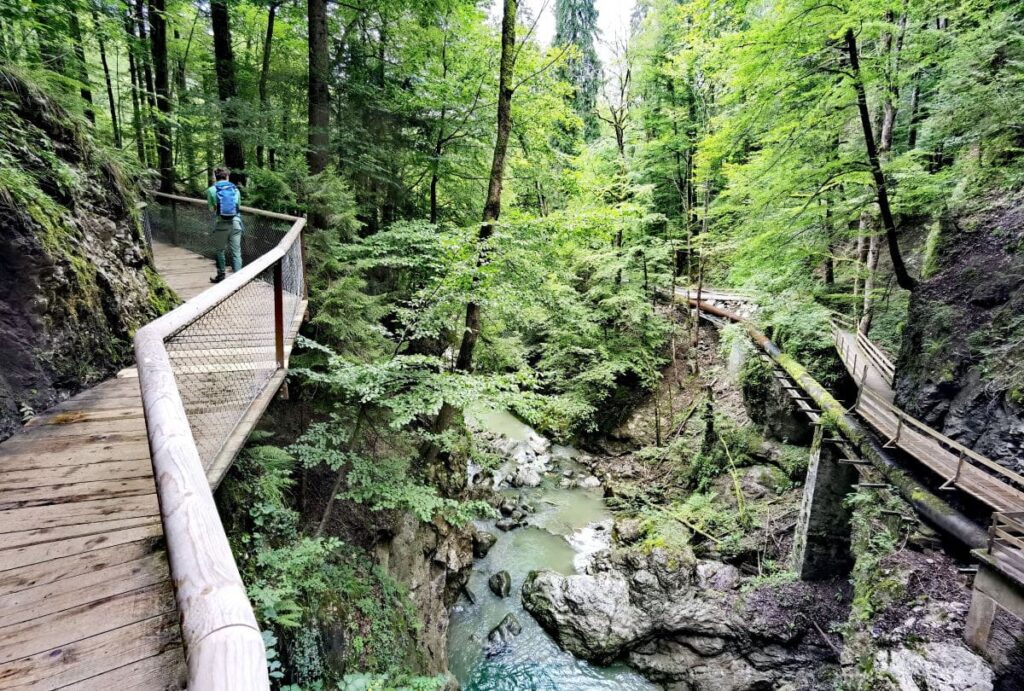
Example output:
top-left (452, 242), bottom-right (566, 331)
top-left (373, 513), bottom-right (473, 678)
top-left (895, 196), bottom-right (1024, 472)
top-left (0, 69), bottom-right (170, 439)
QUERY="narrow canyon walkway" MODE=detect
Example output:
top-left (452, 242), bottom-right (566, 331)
top-left (0, 242), bottom-right (212, 689)
top-left (833, 324), bottom-right (1024, 513)
top-left (0, 196), bottom-right (306, 690)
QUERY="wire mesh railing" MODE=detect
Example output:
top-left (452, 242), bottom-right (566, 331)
top-left (134, 192), bottom-right (306, 691)
top-left (144, 194), bottom-right (305, 471)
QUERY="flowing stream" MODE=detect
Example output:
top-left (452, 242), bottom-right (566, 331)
top-left (447, 409), bottom-right (656, 690)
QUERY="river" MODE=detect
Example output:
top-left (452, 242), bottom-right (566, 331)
top-left (447, 409), bottom-right (657, 690)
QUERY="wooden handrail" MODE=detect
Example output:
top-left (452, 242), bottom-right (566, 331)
top-left (857, 386), bottom-right (1024, 489)
top-left (135, 195), bottom-right (305, 690)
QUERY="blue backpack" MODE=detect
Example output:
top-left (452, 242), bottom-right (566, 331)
top-left (214, 180), bottom-right (239, 218)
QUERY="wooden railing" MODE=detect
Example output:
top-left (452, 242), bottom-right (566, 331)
top-left (988, 512), bottom-right (1024, 581)
top-left (832, 318), bottom-right (895, 388)
top-left (833, 322), bottom-right (1024, 513)
top-left (134, 193), bottom-right (306, 690)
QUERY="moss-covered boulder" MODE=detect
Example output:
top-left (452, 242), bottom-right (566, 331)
top-left (895, 195), bottom-right (1024, 473)
top-left (0, 68), bottom-right (171, 439)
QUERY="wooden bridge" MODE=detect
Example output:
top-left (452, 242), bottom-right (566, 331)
top-left (0, 194), bottom-right (305, 689)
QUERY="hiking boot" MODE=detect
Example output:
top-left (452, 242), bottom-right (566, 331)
top-left (210, 274), bottom-right (226, 284)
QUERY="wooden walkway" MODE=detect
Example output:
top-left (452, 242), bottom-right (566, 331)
top-left (834, 325), bottom-right (1024, 513)
top-left (0, 244), bottom-right (222, 689)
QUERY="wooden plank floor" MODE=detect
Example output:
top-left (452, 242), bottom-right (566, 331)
top-left (0, 243), bottom-right (226, 689)
top-left (836, 327), bottom-right (1024, 512)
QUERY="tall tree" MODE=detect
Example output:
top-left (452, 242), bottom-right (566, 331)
top-left (307, 0), bottom-right (330, 176)
top-left (426, 0), bottom-right (518, 492)
top-left (148, 0), bottom-right (173, 191)
top-left (256, 0), bottom-right (281, 169)
top-left (91, 2), bottom-right (122, 147)
top-left (68, 8), bottom-right (95, 123)
top-left (211, 0), bottom-right (246, 182)
top-left (122, 7), bottom-right (148, 164)
top-left (555, 0), bottom-right (601, 140)
top-left (845, 28), bottom-right (917, 292)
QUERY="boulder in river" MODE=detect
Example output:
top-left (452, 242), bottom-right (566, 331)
top-left (495, 517), bottom-right (519, 532)
top-left (485, 613), bottom-right (523, 656)
top-left (473, 530), bottom-right (497, 559)
top-left (521, 548), bottom-right (843, 689)
top-left (488, 570), bottom-right (512, 598)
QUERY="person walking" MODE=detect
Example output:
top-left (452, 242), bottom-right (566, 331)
top-left (207, 167), bottom-right (244, 283)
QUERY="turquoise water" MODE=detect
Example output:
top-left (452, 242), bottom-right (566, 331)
top-left (448, 411), bottom-right (657, 690)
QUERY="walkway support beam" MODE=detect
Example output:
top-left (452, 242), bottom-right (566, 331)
top-left (681, 296), bottom-right (987, 549)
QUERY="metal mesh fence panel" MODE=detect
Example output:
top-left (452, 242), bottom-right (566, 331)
top-left (145, 199), bottom-right (304, 469)
top-left (147, 199), bottom-right (291, 263)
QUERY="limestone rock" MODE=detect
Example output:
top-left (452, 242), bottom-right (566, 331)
top-left (613, 518), bottom-right (644, 545)
top-left (488, 570), bottom-right (512, 598)
top-left (485, 613), bottom-right (523, 656)
top-left (695, 561), bottom-right (741, 592)
top-left (874, 642), bottom-right (993, 691)
top-left (472, 530), bottom-right (497, 559)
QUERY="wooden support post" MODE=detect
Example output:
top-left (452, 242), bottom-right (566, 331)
top-left (298, 224), bottom-right (309, 302)
top-left (274, 258), bottom-right (285, 368)
top-left (885, 417), bottom-right (904, 448)
top-left (170, 198), bottom-right (179, 246)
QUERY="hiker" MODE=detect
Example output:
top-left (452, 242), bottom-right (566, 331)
top-left (207, 167), bottom-right (244, 283)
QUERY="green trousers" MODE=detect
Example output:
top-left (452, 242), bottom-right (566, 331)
top-left (212, 215), bottom-right (244, 275)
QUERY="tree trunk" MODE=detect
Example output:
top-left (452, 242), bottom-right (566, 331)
top-left (135, 0), bottom-right (157, 112)
top-left (148, 0), bottom-right (173, 192)
top-left (123, 10), bottom-right (147, 165)
top-left (92, 5), bottom-right (121, 147)
top-left (844, 28), bottom-right (916, 291)
top-left (211, 0), bottom-right (246, 182)
top-left (906, 80), bottom-right (920, 150)
top-left (68, 10), bottom-right (95, 123)
top-left (425, 0), bottom-right (518, 493)
top-left (859, 225), bottom-right (880, 335)
top-left (256, 2), bottom-right (279, 169)
top-left (307, 0), bottom-right (330, 177)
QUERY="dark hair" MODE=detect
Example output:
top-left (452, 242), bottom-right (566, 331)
top-left (214, 166), bottom-right (230, 181)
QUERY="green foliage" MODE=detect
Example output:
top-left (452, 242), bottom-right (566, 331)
top-left (222, 444), bottom-right (431, 686)
top-left (687, 416), bottom-right (764, 492)
top-left (843, 490), bottom-right (909, 627)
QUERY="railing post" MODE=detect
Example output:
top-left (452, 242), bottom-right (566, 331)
top-left (170, 198), bottom-right (180, 246)
top-left (299, 222), bottom-right (309, 302)
top-left (274, 258), bottom-right (285, 368)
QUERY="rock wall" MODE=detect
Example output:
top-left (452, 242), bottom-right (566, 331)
top-left (0, 69), bottom-right (170, 440)
top-left (373, 513), bottom-right (473, 678)
top-left (895, 196), bottom-right (1024, 472)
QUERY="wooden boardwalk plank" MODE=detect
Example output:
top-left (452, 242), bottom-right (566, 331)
top-left (0, 514), bottom-right (161, 552)
top-left (0, 580), bottom-right (176, 664)
top-left (0, 477), bottom-right (156, 512)
top-left (0, 552), bottom-right (170, 628)
top-left (0, 495), bottom-right (159, 535)
top-left (0, 521), bottom-right (164, 574)
top-left (0, 614), bottom-right (184, 690)
top-left (0, 538), bottom-right (163, 595)
top-left (60, 645), bottom-right (186, 690)
top-left (0, 459), bottom-right (153, 492)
